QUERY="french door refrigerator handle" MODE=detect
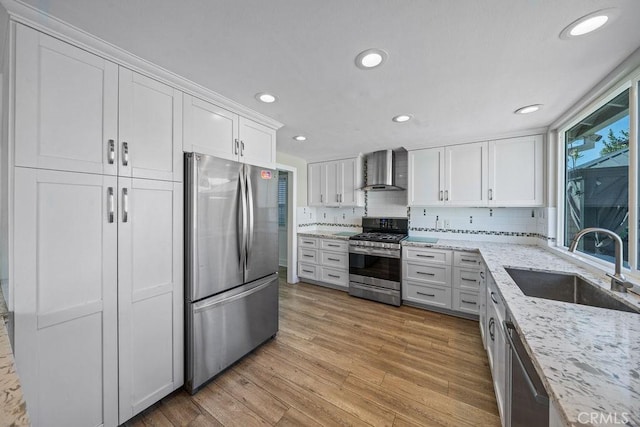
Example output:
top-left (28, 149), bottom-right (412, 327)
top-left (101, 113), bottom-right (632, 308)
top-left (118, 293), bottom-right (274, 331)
top-left (239, 168), bottom-right (248, 267)
top-left (246, 169), bottom-right (255, 266)
top-left (188, 154), bottom-right (200, 296)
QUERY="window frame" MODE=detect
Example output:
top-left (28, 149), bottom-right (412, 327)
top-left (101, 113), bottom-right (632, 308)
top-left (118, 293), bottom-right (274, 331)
top-left (556, 73), bottom-right (639, 275)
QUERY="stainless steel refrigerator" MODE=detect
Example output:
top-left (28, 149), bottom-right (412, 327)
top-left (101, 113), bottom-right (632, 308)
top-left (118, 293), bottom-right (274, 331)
top-left (184, 153), bottom-right (279, 394)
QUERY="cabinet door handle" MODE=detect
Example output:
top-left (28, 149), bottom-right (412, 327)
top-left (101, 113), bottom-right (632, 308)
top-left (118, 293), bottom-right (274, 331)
top-left (121, 142), bottom-right (129, 166)
top-left (328, 274), bottom-right (340, 279)
top-left (480, 271), bottom-right (485, 279)
top-left (461, 299), bottom-right (476, 305)
top-left (416, 271), bottom-right (435, 276)
top-left (241, 140), bottom-right (245, 157)
top-left (122, 188), bottom-right (129, 223)
top-left (327, 257), bottom-right (340, 262)
top-left (416, 291), bottom-right (435, 297)
top-left (107, 187), bottom-right (114, 223)
top-left (234, 139), bottom-right (239, 155)
top-left (489, 189), bottom-right (493, 200)
top-left (445, 190), bottom-right (449, 201)
top-left (490, 291), bottom-right (498, 304)
top-left (340, 194), bottom-right (343, 203)
top-left (416, 254), bottom-right (435, 258)
top-left (488, 317), bottom-right (495, 341)
top-left (107, 139), bottom-right (115, 164)
top-left (439, 190), bottom-right (443, 201)
top-left (320, 194), bottom-right (323, 203)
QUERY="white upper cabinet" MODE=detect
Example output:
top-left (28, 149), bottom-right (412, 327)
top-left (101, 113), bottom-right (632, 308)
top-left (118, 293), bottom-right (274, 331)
top-left (14, 24), bottom-right (119, 176)
top-left (408, 148), bottom-right (444, 206)
top-left (307, 157), bottom-right (363, 208)
top-left (119, 69), bottom-right (183, 182)
top-left (487, 135), bottom-right (544, 206)
top-left (183, 95), bottom-right (277, 168)
top-left (444, 142), bottom-right (487, 206)
top-left (409, 135), bottom-right (543, 207)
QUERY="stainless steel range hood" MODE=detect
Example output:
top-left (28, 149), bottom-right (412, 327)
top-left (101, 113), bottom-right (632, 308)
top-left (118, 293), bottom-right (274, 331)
top-left (361, 149), bottom-right (406, 191)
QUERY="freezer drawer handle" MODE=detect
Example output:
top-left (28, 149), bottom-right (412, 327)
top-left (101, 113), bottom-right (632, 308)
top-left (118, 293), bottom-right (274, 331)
top-left (504, 321), bottom-right (549, 405)
top-left (194, 275), bottom-right (276, 313)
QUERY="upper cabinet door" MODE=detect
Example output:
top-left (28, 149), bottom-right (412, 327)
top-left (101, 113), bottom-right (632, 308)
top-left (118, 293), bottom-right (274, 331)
top-left (488, 135), bottom-right (544, 206)
top-left (408, 148), bottom-right (444, 206)
top-left (14, 24), bottom-right (118, 175)
top-left (183, 94), bottom-right (239, 161)
top-left (445, 142), bottom-right (487, 206)
top-left (324, 161), bottom-right (340, 207)
top-left (119, 68), bottom-right (183, 182)
top-left (308, 163), bottom-right (324, 206)
top-left (238, 117), bottom-right (276, 169)
top-left (339, 157), bottom-right (364, 207)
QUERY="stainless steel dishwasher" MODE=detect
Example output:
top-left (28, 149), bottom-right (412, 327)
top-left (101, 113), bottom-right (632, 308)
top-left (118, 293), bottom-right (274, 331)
top-left (504, 319), bottom-right (549, 427)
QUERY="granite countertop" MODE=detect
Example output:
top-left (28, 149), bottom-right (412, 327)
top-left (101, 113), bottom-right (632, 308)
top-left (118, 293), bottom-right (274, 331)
top-left (298, 230), bottom-right (360, 240)
top-left (402, 239), bottom-right (640, 426)
top-left (0, 289), bottom-right (30, 426)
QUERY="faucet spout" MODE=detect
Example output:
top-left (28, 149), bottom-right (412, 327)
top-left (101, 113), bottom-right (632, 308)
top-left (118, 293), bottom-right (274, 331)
top-left (568, 227), bottom-right (630, 292)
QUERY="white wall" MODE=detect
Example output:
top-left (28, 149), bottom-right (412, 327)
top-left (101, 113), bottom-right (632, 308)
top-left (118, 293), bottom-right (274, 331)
top-left (276, 151), bottom-right (307, 207)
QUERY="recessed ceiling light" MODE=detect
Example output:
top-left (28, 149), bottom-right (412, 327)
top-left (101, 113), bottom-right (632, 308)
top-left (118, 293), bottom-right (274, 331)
top-left (560, 9), bottom-right (618, 39)
top-left (392, 114), bottom-right (412, 123)
top-left (255, 92), bottom-right (277, 103)
top-left (293, 135), bottom-right (307, 141)
top-left (514, 104), bottom-right (542, 114)
top-left (355, 48), bottom-right (388, 69)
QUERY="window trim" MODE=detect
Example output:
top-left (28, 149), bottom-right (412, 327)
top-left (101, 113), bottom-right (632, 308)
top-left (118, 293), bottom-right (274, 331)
top-left (555, 76), bottom-right (638, 274)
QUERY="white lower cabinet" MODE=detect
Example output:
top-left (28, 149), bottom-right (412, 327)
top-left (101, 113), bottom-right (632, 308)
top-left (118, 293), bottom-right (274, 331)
top-left (297, 236), bottom-right (349, 289)
top-left (13, 168), bottom-right (183, 426)
top-left (485, 274), bottom-right (508, 424)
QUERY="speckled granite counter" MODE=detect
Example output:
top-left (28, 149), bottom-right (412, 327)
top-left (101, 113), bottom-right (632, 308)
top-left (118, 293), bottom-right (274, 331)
top-left (298, 230), bottom-right (360, 240)
top-left (403, 239), bottom-right (640, 426)
top-left (0, 289), bottom-right (30, 426)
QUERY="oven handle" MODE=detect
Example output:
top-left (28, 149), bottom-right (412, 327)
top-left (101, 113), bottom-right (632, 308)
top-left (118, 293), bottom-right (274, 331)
top-left (349, 247), bottom-right (400, 258)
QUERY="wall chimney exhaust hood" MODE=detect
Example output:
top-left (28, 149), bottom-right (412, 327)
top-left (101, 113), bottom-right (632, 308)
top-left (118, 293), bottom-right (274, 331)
top-left (361, 149), bottom-right (406, 191)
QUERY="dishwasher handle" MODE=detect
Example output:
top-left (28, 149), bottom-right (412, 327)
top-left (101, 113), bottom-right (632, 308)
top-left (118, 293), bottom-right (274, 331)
top-left (504, 321), bottom-right (549, 406)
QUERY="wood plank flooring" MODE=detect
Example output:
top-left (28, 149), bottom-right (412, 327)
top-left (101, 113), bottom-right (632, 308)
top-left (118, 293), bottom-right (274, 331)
top-left (125, 273), bottom-right (500, 426)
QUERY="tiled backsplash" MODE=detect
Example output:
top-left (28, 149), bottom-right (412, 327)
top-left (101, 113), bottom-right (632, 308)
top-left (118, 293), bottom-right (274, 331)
top-left (366, 191), bottom-right (408, 218)
top-left (296, 207), bottom-right (364, 230)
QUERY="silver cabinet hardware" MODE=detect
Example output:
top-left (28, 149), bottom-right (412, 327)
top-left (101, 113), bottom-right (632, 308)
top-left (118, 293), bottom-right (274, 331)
top-left (416, 291), bottom-right (435, 297)
top-left (439, 190), bottom-right (443, 201)
top-left (488, 317), bottom-right (495, 340)
top-left (445, 190), bottom-right (449, 201)
top-left (320, 194), bottom-right (323, 203)
top-left (241, 140), bottom-right (245, 157)
top-left (302, 269), bottom-right (313, 274)
top-left (327, 244), bottom-right (339, 247)
top-left (480, 271), bottom-right (485, 279)
top-left (122, 142), bottom-right (129, 166)
top-left (107, 187), bottom-right (114, 223)
top-left (490, 291), bottom-right (499, 304)
top-left (416, 271), bottom-right (435, 276)
top-left (234, 139), bottom-right (239, 155)
top-left (461, 277), bottom-right (476, 282)
top-left (108, 140), bottom-right (115, 164)
top-left (489, 189), bottom-right (493, 200)
top-left (461, 299), bottom-right (476, 305)
top-left (461, 258), bottom-right (476, 263)
top-left (303, 240), bottom-right (314, 244)
top-left (303, 254), bottom-right (313, 258)
top-left (122, 188), bottom-right (129, 223)
top-left (416, 254), bottom-right (434, 258)
top-left (328, 274), bottom-right (340, 279)
top-left (327, 257), bottom-right (340, 262)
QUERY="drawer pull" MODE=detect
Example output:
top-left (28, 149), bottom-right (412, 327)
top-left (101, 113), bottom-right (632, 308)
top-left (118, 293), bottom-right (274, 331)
top-left (416, 254), bottom-right (435, 258)
top-left (327, 244), bottom-right (340, 247)
top-left (416, 271), bottom-right (435, 276)
top-left (416, 291), bottom-right (435, 297)
top-left (327, 257), bottom-right (340, 262)
top-left (302, 269), bottom-right (314, 274)
top-left (328, 274), bottom-right (340, 279)
top-left (461, 277), bottom-right (477, 282)
top-left (303, 240), bottom-right (314, 244)
top-left (303, 254), bottom-right (314, 258)
top-left (461, 258), bottom-right (476, 263)
top-left (490, 292), bottom-right (499, 304)
top-left (461, 299), bottom-right (476, 305)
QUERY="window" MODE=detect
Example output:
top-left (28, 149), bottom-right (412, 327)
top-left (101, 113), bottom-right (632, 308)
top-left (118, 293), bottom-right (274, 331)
top-left (563, 87), bottom-right (632, 267)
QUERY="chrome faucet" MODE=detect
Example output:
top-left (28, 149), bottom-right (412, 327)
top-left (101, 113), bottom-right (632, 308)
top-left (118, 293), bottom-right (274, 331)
top-left (568, 227), bottom-right (632, 293)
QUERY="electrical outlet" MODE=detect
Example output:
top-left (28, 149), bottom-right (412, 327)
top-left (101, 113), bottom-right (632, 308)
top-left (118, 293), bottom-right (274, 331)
top-left (469, 216), bottom-right (473, 224)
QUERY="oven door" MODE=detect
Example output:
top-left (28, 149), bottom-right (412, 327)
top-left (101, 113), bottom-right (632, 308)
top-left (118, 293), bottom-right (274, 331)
top-left (349, 248), bottom-right (401, 286)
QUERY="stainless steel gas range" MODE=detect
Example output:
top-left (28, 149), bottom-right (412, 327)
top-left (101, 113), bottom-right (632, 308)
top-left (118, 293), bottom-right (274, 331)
top-left (348, 217), bottom-right (408, 306)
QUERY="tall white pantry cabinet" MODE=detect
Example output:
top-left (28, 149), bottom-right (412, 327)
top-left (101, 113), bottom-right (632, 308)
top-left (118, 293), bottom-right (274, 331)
top-left (7, 23), bottom-right (184, 426)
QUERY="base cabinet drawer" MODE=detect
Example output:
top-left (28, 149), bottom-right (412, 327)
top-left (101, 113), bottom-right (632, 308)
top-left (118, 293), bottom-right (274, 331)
top-left (320, 251), bottom-right (348, 269)
top-left (321, 239), bottom-right (348, 251)
top-left (453, 267), bottom-right (481, 291)
top-left (403, 281), bottom-right (452, 309)
top-left (405, 262), bottom-right (450, 286)
top-left (320, 267), bottom-right (348, 288)
top-left (453, 251), bottom-right (482, 268)
top-left (404, 247), bottom-right (452, 265)
top-left (298, 237), bottom-right (319, 248)
top-left (453, 289), bottom-right (480, 314)
top-left (298, 262), bottom-right (317, 280)
top-left (298, 248), bottom-right (318, 264)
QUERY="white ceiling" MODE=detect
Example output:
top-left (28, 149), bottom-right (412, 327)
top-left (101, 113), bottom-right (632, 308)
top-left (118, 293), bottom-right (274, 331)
top-left (19, 0), bottom-right (640, 162)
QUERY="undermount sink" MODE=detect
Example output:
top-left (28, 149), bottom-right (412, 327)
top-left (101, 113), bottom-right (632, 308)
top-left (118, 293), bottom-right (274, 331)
top-left (505, 268), bottom-right (640, 314)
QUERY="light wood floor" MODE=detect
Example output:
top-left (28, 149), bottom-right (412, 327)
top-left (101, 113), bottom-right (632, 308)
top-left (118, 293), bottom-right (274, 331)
top-left (125, 273), bottom-right (500, 426)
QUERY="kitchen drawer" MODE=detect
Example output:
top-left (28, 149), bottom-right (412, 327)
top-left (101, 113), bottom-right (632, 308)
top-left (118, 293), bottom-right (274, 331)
top-left (320, 251), bottom-right (348, 269)
top-left (404, 262), bottom-right (451, 287)
top-left (453, 251), bottom-right (482, 268)
top-left (453, 289), bottom-right (480, 315)
top-left (453, 267), bottom-right (481, 291)
top-left (320, 239), bottom-right (348, 252)
top-left (403, 280), bottom-right (452, 309)
top-left (298, 248), bottom-right (318, 264)
top-left (298, 262), bottom-right (317, 280)
top-left (298, 237), bottom-right (319, 248)
top-left (404, 247), bottom-right (452, 265)
top-left (320, 267), bottom-right (348, 288)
